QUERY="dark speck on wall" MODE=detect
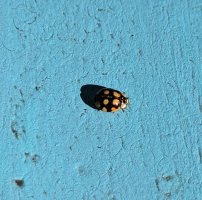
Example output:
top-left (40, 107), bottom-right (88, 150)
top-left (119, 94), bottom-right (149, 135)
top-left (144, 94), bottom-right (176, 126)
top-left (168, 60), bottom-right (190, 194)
top-left (164, 192), bottom-right (171, 198)
top-left (162, 175), bottom-right (173, 181)
top-left (35, 86), bottom-right (41, 91)
top-left (24, 152), bottom-right (30, 157)
top-left (11, 121), bottom-right (19, 139)
top-left (24, 152), bottom-right (40, 164)
top-left (155, 178), bottom-right (160, 191)
top-left (31, 154), bottom-right (40, 163)
top-left (14, 179), bottom-right (24, 187)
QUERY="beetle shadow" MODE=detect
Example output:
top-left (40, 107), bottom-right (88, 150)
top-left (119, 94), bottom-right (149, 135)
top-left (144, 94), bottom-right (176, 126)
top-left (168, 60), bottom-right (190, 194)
top-left (80, 84), bottom-right (106, 109)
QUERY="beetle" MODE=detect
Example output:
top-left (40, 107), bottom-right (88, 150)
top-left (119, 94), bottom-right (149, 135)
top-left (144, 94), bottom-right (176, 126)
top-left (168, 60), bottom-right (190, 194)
top-left (94, 88), bottom-right (129, 112)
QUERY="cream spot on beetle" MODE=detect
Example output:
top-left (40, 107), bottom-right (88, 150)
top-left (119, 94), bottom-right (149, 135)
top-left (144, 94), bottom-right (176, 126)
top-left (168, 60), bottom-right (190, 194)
top-left (113, 91), bottom-right (121, 98)
top-left (111, 107), bottom-right (118, 112)
top-left (112, 99), bottom-right (120, 106)
top-left (102, 107), bottom-right (107, 112)
top-left (121, 103), bottom-right (127, 109)
top-left (104, 90), bottom-right (110, 95)
top-left (103, 99), bottom-right (109, 105)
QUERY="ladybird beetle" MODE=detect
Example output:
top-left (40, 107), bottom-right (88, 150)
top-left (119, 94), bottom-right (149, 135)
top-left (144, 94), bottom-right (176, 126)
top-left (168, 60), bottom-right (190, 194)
top-left (94, 88), bottom-right (129, 112)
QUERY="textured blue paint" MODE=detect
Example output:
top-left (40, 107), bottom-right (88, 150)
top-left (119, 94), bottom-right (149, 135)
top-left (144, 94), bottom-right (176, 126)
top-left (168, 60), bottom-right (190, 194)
top-left (0, 0), bottom-right (202, 199)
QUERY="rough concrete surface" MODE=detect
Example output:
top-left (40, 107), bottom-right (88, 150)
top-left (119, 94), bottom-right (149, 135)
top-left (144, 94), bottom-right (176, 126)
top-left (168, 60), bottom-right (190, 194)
top-left (0, 0), bottom-right (202, 199)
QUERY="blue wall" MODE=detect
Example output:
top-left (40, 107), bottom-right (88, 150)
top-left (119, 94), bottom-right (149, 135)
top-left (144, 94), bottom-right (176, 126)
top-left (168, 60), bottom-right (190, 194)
top-left (1, 0), bottom-right (202, 199)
